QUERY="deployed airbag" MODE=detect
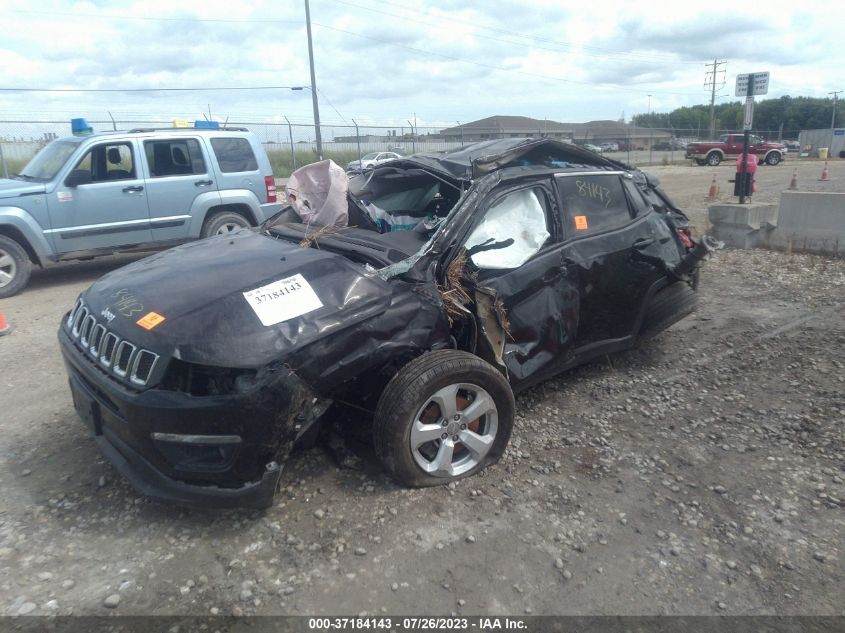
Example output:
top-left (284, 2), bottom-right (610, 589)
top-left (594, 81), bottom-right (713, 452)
top-left (286, 160), bottom-right (348, 227)
top-left (464, 189), bottom-right (550, 269)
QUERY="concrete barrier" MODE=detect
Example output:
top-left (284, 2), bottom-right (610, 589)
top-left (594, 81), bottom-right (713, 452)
top-left (708, 203), bottom-right (778, 249)
top-left (708, 192), bottom-right (845, 256)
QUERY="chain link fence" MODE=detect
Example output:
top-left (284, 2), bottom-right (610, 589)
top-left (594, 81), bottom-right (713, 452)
top-left (0, 118), bottom-right (804, 179)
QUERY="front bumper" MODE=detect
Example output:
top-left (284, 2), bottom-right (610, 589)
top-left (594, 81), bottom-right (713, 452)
top-left (59, 324), bottom-right (316, 509)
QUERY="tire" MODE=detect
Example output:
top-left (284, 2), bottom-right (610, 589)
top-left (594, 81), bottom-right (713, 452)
top-left (639, 282), bottom-right (698, 340)
top-left (0, 235), bottom-right (32, 299)
top-left (706, 152), bottom-right (721, 166)
top-left (766, 152), bottom-right (781, 166)
top-left (373, 350), bottom-right (514, 487)
top-left (200, 211), bottom-right (251, 238)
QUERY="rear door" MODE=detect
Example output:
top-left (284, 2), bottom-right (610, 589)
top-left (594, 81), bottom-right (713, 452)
top-left (555, 172), bottom-right (670, 348)
top-left (142, 136), bottom-right (219, 241)
top-left (48, 139), bottom-right (151, 254)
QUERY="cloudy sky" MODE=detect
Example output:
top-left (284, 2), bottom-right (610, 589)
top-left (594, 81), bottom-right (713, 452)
top-left (1, 0), bottom-right (843, 138)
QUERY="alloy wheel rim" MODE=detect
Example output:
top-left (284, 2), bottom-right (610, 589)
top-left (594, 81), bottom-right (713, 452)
top-left (410, 382), bottom-right (498, 477)
top-left (0, 249), bottom-right (17, 288)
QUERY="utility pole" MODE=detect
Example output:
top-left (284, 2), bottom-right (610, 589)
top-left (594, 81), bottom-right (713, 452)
top-left (829, 90), bottom-right (843, 128)
top-left (304, 0), bottom-right (323, 160)
top-left (704, 59), bottom-right (727, 139)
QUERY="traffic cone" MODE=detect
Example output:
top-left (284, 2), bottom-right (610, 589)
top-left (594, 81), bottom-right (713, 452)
top-left (819, 161), bottom-right (829, 181)
top-left (0, 311), bottom-right (10, 336)
top-left (788, 169), bottom-right (798, 190)
top-left (707, 174), bottom-right (719, 199)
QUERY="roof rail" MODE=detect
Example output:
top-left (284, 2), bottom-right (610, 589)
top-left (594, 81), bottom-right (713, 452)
top-left (127, 127), bottom-right (249, 133)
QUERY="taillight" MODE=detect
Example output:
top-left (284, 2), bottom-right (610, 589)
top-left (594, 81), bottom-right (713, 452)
top-left (677, 228), bottom-right (694, 249)
top-left (265, 176), bottom-right (277, 203)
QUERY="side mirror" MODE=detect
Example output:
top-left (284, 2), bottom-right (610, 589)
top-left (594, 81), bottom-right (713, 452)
top-left (65, 169), bottom-right (92, 187)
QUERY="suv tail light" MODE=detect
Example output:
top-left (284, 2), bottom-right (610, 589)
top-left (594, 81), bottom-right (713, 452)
top-left (265, 176), bottom-right (277, 203)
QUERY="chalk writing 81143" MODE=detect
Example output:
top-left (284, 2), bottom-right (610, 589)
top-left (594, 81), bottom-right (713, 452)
top-left (575, 179), bottom-right (613, 208)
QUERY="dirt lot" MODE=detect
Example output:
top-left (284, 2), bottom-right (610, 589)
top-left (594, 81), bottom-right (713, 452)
top-left (0, 159), bottom-right (843, 617)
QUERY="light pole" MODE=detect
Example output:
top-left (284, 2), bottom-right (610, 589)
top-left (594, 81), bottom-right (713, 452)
top-left (303, 0), bottom-right (323, 160)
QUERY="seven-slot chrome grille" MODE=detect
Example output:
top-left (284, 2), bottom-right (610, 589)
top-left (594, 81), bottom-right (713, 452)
top-left (66, 298), bottom-right (160, 387)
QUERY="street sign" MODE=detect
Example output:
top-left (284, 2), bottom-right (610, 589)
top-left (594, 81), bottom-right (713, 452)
top-left (743, 96), bottom-right (754, 130)
top-left (735, 72), bottom-right (770, 97)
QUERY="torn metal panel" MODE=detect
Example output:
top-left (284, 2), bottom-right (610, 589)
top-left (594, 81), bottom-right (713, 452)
top-left (473, 287), bottom-right (507, 375)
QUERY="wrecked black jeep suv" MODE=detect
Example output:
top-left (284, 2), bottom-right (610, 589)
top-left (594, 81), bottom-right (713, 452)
top-left (58, 138), bottom-right (714, 508)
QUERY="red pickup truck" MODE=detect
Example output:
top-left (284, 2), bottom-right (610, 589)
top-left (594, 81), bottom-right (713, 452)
top-left (686, 133), bottom-right (785, 166)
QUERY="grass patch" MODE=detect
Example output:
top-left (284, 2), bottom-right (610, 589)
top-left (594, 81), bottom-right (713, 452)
top-left (267, 148), bottom-right (361, 178)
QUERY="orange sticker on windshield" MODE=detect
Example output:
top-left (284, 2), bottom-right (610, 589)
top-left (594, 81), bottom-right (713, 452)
top-left (137, 311), bottom-right (166, 330)
top-left (574, 215), bottom-right (589, 230)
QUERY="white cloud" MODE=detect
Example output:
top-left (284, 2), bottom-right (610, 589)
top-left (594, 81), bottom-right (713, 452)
top-left (0, 0), bottom-right (842, 138)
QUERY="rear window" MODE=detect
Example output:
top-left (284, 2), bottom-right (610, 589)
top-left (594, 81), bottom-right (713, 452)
top-left (210, 137), bottom-right (258, 172)
top-left (556, 174), bottom-right (631, 237)
top-left (144, 139), bottom-right (205, 177)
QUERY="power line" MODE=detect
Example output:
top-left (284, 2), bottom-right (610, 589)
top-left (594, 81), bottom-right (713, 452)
top-left (329, 0), bottom-right (703, 66)
top-left (5, 9), bottom-right (301, 24)
top-left (0, 86), bottom-right (305, 93)
top-left (311, 21), bottom-right (703, 97)
top-left (4, 7), bottom-right (703, 98)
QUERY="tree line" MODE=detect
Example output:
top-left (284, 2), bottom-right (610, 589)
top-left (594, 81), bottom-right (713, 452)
top-left (631, 96), bottom-right (839, 139)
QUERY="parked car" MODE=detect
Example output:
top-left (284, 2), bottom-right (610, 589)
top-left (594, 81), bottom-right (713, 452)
top-left (346, 151), bottom-right (401, 172)
top-left (599, 142), bottom-right (619, 152)
top-left (783, 140), bottom-right (801, 152)
top-left (583, 143), bottom-right (603, 153)
top-left (0, 127), bottom-right (281, 298)
top-left (651, 141), bottom-right (672, 151)
top-left (59, 137), bottom-right (715, 508)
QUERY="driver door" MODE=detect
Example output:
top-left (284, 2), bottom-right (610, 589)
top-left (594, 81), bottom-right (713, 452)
top-left (50, 140), bottom-right (151, 254)
top-left (460, 182), bottom-right (579, 388)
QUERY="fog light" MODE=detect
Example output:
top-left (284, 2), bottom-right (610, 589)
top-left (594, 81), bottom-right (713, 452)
top-left (151, 433), bottom-right (241, 472)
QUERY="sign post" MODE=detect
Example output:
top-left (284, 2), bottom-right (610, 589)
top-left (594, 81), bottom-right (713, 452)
top-left (735, 71), bottom-right (769, 204)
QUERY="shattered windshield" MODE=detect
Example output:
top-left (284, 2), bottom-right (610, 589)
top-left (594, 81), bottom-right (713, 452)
top-left (16, 139), bottom-right (82, 182)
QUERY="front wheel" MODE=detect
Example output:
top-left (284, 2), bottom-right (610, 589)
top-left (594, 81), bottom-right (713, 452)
top-left (706, 152), bottom-right (722, 166)
top-left (200, 211), bottom-right (251, 238)
top-left (0, 235), bottom-right (32, 299)
top-left (373, 350), bottom-right (514, 487)
top-left (766, 152), bottom-right (781, 166)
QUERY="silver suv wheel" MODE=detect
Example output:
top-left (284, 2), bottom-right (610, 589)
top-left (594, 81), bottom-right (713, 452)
top-left (0, 247), bottom-right (17, 289)
top-left (410, 383), bottom-right (499, 477)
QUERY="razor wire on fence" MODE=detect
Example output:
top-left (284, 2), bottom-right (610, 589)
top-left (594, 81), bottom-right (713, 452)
top-left (0, 118), bottom-right (806, 179)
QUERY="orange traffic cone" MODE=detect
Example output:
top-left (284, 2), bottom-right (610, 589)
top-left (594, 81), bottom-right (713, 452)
top-left (819, 161), bottom-right (829, 181)
top-left (788, 169), bottom-right (798, 190)
top-left (707, 174), bottom-right (719, 199)
top-left (0, 311), bottom-right (10, 336)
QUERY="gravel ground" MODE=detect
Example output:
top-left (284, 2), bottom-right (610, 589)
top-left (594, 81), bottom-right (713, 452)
top-left (0, 160), bottom-right (843, 617)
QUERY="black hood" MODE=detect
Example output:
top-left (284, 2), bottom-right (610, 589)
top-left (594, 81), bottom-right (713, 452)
top-left (80, 230), bottom-right (392, 368)
top-left (392, 137), bottom-right (625, 181)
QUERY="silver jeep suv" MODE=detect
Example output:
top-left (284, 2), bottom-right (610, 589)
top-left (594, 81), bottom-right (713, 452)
top-left (0, 127), bottom-right (281, 298)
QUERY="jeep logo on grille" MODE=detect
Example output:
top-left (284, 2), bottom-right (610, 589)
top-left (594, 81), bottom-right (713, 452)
top-left (111, 289), bottom-right (144, 317)
top-left (100, 307), bottom-right (116, 323)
